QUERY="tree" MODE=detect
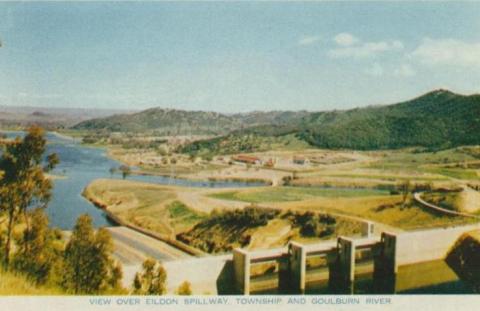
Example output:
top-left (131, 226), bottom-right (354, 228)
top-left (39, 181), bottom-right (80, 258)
top-left (62, 214), bottom-right (123, 294)
top-left (132, 258), bottom-right (167, 295)
top-left (13, 208), bottom-right (63, 284)
top-left (400, 180), bottom-right (411, 208)
top-left (119, 165), bottom-right (131, 180)
top-left (176, 281), bottom-right (192, 295)
top-left (109, 166), bottom-right (117, 177)
top-left (0, 126), bottom-right (58, 268)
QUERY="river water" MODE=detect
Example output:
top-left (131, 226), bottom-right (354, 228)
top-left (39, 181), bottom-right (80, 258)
top-left (4, 132), bottom-right (265, 229)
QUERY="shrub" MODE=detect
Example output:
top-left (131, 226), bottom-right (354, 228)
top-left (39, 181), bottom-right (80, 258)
top-left (176, 281), bottom-right (192, 295)
top-left (133, 258), bottom-right (167, 295)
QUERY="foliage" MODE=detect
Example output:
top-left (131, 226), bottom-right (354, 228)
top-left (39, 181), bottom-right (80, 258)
top-left (181, 133), bottom-right (307, 156)
top-left (288, 212), bottom-right (337, 238)
top-left (132, 258), bottom-right (167, 295)
top-left (13, 209), bottom-right (64, 285)
top-left (109, 166), bottom-right (117, 177)
top-left (119, 165), bottom-right (131, 180)
top-left (62, 214), bottom-right (123, 294)
top-left (72, 108), bottom-right (308, 135)
top-left (176, 281), bottom-right (192, 295)
top-left (177, 207), bottom-right (280, 253)
top-left (0, 126), bottom-right (58, 267)
top-left (181, 90), bottom-right (480, 153)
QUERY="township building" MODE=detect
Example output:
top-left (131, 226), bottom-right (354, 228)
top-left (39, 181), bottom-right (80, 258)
top-left (232, 154), bottom-right (262, 165)
top-left (293, 155), bottom-right (309, 165)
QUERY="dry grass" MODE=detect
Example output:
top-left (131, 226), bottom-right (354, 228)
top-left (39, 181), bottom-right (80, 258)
top-left (274, 195), bottom-right (476, 230)
top-left (0, 269), bottom-right (64, 295)
top-left (84, 179), bottom-right (206, 236)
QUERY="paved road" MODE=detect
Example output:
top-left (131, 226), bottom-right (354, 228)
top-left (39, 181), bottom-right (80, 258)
top-left (106, 226), bottom-right (190, 265)
top-left (413, 192), bottom-right (480, 219)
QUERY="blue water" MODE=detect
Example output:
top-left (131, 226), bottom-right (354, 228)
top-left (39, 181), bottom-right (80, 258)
top-left (4, 132), bottom-right (266, 229)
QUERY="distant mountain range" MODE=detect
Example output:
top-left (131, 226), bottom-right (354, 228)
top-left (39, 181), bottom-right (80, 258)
top-left (0, 106), bottom-right (131, 130)
top-left (72, 108), bottom-right (309, 135)
top-left (181, 89), bottom-right (480, 152)
top-left (72, 89), bottom-right (480, 151)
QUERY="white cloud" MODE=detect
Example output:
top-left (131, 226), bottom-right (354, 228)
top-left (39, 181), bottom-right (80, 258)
top-left (334, 33), bottom-right (359, 47)
top-left (298, 35), bottom-right (320, 46)
top-left (410, 38), bottom-right (480, 68)
top-left (364, 63), bottom-right (384, 76)
top-left (329, 40), bottom-right (404, 59)
top-left (394, 64), bottom-right (416, 77)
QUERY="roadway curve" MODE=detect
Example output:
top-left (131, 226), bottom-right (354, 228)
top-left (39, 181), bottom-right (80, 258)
top-left (413, 192), bottom-right (480, 219)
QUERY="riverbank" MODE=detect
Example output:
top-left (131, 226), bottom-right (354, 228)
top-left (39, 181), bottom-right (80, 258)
top-left (82, 179), bottom-right (210, 256)
top-left (49, 131), bottom-right (78, 141)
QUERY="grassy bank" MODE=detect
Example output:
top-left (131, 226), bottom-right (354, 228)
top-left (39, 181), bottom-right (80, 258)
top-left (209, 186), bottom-right (390, 203)
top-left (83, 179), bottom-right (207, 236)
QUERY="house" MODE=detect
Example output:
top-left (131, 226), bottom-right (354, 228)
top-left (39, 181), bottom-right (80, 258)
top-left (264, 158), bottom-right (276, 168)
top-left (293, 155), bottom-right (309, 165)
top-left (232, 154), bottom-right (262, 165)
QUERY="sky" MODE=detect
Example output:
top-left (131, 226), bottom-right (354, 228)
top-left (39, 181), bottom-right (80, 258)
top-left (0, 1), bottom-right (480, 113)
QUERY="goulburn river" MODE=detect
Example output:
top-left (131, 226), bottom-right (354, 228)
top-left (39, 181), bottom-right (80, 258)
top-left (4, 132), bottom-right (265, 229)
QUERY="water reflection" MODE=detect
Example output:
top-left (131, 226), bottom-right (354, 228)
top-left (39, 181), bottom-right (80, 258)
top-left (251, 259), bottom-right (475, 295)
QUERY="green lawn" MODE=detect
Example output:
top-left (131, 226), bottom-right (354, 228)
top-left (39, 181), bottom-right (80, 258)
top-left (320, 173), bottom-right (447, 182)
top-left (166, 200), bottom-right (207, 230)
top-left (425, 168), bottom-right (479, 180)
top-left (209, 186), bottom-right (390, 203)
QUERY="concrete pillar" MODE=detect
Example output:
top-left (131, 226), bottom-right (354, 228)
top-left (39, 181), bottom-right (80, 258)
top-left (338, 237), bottom-right (356, 284)
top-left (288, 241), bottom-right (307, 294)
top-left (372, 232), bottom-right (398, 294)
top-left (380, 232), bottom-right (398, 274)
top-left (361, 221), bottom-right (375, 238)
top-left (233, 248), bottom-right (251, 295)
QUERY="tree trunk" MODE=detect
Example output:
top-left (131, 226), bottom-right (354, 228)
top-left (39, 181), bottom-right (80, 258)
top-left (4, 209), bottom-right (15, 268)
top-left (23, 209), bottom-right (31, 253)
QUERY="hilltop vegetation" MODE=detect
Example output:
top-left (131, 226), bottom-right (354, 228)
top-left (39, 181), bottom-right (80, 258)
top-left (181, 90), bottom-right (480, 155)
top-left (73, 108), bottom-right (308, 135)
top-left (298, 90), bottom-right (480, 150)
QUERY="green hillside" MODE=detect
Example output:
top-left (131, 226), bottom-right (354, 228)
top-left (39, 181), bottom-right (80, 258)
top-left (72, 108), bottom-right (307, 135)
top-left (72, 108), bottom-right (241, 135)
top-left (298, 89), bottom-right (480, 150)
top-left (182, 89), bottom-right (480, 154)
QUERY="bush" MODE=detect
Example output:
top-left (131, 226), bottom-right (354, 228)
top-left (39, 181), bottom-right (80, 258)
top-left (176, 281), bottom-right (192, 295)
top-left (62, 214), bottom-right (123, 294)
top-left (133, 258), bottom-right (167, 295)
top-left (13, 209), bottom-right (63, 285)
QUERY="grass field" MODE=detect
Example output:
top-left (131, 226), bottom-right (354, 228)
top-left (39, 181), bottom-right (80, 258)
top-left (209, 186), bottom-right (390, 203)
top-left (0, 269), bottom-right (64, 295)
top-left (166, 201), bottom-right (207, 232)
top-left (424, 168), bottom-right (479, 180)
top-left (277, 195), bottom-right (478, 230)
top-left (83, 179), bottom-right (206, 236)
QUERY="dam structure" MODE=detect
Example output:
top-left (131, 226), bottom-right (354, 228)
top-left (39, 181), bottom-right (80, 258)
top-left (119, 221), bottom-right (479, 294)
top-left (231, 223), bottom-right (480, 294)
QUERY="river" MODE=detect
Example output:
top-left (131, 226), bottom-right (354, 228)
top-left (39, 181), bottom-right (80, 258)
top-left (3, 132), bottom-right (265, 229)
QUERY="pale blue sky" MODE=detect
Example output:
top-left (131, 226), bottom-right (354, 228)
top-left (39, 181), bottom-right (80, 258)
top-left (1, 1), bottom-right (480, 113)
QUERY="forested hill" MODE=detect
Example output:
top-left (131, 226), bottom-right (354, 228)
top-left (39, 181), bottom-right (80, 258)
top-left (181, 89), bottom-right (480, 154)
top-left (298, 89), bottom-right (480, 150)
top-left (72, 108), bottom-right (240, 135)
top-left (72, 108), bottom-right (308, 135)
top-left (73, 89), bottom-right (480, 150)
